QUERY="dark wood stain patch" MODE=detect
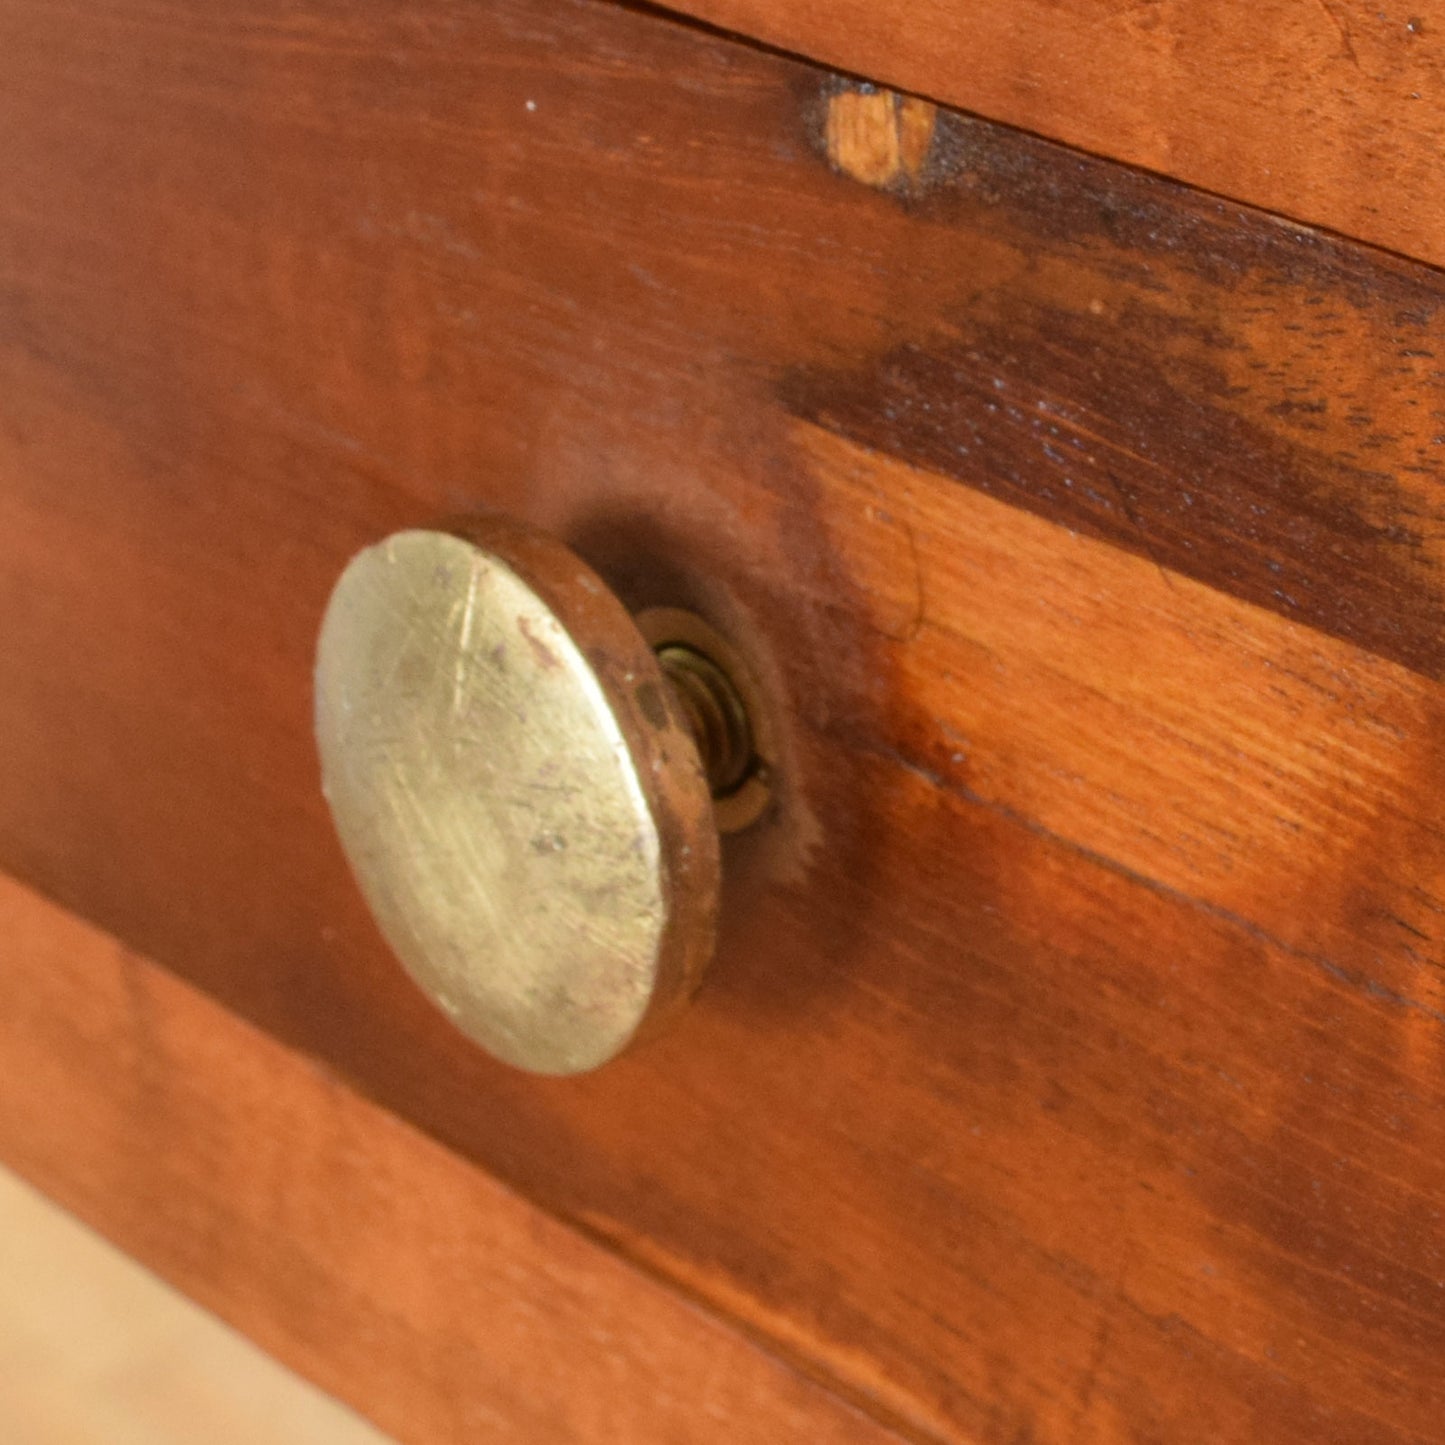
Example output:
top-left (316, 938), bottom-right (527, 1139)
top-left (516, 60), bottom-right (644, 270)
top-left (783, 313), bottom-right (1442, 676)
top-left (786, 107), bottom-right (1445, 678)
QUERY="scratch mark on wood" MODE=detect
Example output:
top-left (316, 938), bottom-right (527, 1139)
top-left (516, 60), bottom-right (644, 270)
top-left (1316, 0), bottom-right (1362, 66)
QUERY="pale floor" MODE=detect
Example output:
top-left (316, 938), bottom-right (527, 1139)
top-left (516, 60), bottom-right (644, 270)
top-left (0, 1167), bottom-right (395, 1444)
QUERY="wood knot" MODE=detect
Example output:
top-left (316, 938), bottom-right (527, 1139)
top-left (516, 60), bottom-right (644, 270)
top-left (824, 84), bottom-right (937, 190)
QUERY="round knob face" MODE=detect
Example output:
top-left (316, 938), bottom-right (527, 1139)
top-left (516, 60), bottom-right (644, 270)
top-left (314, 522), bottom-right (720, 1075)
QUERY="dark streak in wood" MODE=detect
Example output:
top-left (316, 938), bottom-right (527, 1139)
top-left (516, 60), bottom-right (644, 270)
top-left (784, 110), bottom-right (1445, 679)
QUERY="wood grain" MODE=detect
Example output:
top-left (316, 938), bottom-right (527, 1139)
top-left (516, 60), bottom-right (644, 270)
top-left (1, 0), bottom-right (1443, 1441)
top-left (653, 0), bottom-right (1445, 271)
top-left (0, 872), bottom-right (898, 1445)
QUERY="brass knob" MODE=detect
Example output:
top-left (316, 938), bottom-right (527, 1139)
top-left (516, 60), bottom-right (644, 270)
top-left (314, 520), bottom-right (768, 1075)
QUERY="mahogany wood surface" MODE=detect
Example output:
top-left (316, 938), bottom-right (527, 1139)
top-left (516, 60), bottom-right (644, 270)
top-left (0, 872), bottom-right (897, 1445)
top-left (2, 0), bottom-right (1444, 1441)
top-left (655, 0), bottom-right (1445, 272)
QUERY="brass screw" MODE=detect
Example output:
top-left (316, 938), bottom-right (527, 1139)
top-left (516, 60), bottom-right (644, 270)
top-left (655, 643), bottom-right (755, 799)
top-left (635, 606), bottom-right (773, 835)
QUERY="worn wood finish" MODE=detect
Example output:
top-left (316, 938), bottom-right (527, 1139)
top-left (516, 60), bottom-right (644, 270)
top-left (656, 0), bottom-right (1445, 272)
top-left (2, 0), bottom-right (1444, 1441)
top-left (0, 872), bottom-right (898, 1445)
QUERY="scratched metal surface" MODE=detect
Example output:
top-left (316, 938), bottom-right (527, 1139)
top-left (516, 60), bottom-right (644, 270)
top-left (314, 524), bottom-right (719, 1075)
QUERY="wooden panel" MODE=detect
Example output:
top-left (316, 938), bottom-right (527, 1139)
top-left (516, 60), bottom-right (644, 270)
top-left (0, 873), bottom-right (897, 1445)
top-left (1, 1), bottom-right (1444, 1442)
top-left (657, 0), bottom-right (1445, 271)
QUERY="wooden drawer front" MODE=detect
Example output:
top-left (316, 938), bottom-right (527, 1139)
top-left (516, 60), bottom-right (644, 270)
top-left (656, 0), bottom-right (1445, 273)
top-left (2, 1), bottom-right (1443, 1441)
